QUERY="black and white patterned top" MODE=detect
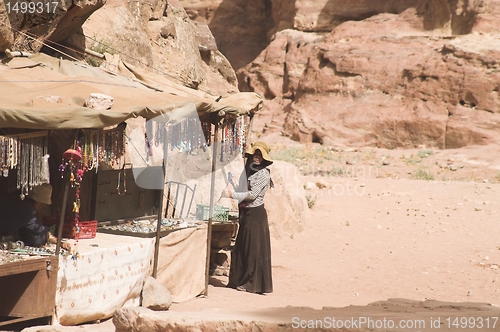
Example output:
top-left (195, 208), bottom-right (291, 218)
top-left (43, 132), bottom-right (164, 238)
top-left (231, 168), bottom-right (270, 208)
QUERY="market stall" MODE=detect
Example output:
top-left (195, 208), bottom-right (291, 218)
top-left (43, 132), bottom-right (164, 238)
top-left (0, 52), bottom-right (262, 327)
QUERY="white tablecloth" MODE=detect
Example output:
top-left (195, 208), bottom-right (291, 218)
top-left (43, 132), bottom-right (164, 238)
top-left (55, 233), bottom-right (155, 325)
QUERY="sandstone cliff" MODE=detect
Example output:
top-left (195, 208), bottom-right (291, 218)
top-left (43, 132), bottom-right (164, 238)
top-left (2, 0), bottom-right (500, 148)
top-left (0, 0), bottom-right (237, 95)
top-left (182, 0), bottom-right (500, 149)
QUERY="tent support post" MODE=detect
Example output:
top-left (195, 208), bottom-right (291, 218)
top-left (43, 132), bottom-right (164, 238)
top-left (204, 123), bottom-right (218, 296)
top-left (152, 137), bottom-right (168, 278)
top-left (55, 171), bottom-right (70, 256)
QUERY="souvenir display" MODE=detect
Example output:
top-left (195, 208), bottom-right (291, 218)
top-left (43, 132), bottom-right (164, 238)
top-left (79, 123), bottom-right (126, 170)
top-left (0, 134), bottom-right (49, 198)
top-left (0, 136), bottom-right (18, 177)
top-left (151, 115), bottom-right (247, 157)
top-left (1, 243), bottom-right (68, 265)
top-left (98, 217), bottom-right (201, 238)
top-left (219, 115), bottom-right (247, 162)
top-left (59, 142), bottom-right (85, 259)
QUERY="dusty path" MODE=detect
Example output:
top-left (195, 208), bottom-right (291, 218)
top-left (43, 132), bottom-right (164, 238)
top-left (170, 177), bottom-right (500, 314)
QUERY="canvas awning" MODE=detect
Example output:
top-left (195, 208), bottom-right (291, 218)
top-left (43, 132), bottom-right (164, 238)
top-left (0, 53), bottom-right (263, 130)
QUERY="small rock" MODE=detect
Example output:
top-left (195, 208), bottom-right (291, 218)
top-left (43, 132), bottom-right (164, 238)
top-left (84, 93), bottom-right (113, 110)
top-left (160, 23), bottom-right (177, 39)
top-left (436, 161), bottom-right (447, 168)
top-left (185, 9), bottom-right (198, 19)
top-left (36, 95), bottom-right (63, 103)
top-left (315, 180), bottom-right (331, 189)
top-left (303, 182), bottom-right (317, 190)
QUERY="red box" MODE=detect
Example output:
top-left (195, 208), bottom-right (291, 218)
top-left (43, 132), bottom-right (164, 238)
top-left (63, 220), bottom-right (97, 239)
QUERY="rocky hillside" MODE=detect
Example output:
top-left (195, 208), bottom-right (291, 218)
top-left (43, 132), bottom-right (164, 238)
top-left (1, 0), bottom-right (500, 149)
top-left (181, 0), bottom-right (500, 149)
top-left (0, 0), bottom-right (238, 96)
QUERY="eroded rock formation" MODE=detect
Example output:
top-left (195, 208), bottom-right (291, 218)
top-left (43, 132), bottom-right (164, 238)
top-left (2, 0), bottom-right (500, 148)
top-left (0, 0), bottom-right (237, 95)
top-left (181, 0), bottom-right (500, 148)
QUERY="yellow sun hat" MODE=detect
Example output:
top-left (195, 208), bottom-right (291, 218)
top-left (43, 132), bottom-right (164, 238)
top-left (245, 141), bottom-right (273, 165)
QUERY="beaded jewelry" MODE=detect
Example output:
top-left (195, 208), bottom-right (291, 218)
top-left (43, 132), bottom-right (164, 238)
top-left (14, 135), bottom-right (49, 199)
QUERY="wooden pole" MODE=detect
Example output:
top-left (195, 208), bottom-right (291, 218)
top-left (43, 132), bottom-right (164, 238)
top-left (55, 171), bottom-right (70, 256)
top-left (204, 123), bottom-right (218, 296)
top-left (152, 136), bottom-right (168, 278)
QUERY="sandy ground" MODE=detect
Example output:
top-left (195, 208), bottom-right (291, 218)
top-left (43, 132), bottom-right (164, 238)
top-left (170, 143), bottom-right (500, 308)
top-left (165, 143), bottom-right (500, 330)
top-left (20, 143), bottom-right (500, 331)
top-left (171, 176), bottom-right (500, 310)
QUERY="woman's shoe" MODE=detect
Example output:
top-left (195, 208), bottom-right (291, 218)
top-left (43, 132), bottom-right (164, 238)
top-left (236, 286), bottom-right (247, 292)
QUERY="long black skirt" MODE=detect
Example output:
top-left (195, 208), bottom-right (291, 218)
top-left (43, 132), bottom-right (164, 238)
top-left (227, 204), bottom-right (273, 294)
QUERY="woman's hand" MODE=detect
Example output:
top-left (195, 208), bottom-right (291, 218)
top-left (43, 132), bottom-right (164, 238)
top-left (221, 187), bottom-right (233, 198)
top-left (61, 241), bottom-right (72, 251)
top-left (47, 232), bottom-right (57, 244)
top-left (47, 232), bottom-right (72, 251)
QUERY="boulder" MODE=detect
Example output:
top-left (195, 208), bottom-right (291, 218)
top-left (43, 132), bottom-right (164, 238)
top-left (141, 276), bottom-right (172, 311)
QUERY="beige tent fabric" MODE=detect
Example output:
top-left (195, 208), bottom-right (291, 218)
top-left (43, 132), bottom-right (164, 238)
top-left (0, 54), bottom-right (263, 130)
top-left (154, 225), bottom-right (208, 303)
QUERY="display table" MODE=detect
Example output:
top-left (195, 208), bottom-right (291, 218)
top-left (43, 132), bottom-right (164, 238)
top-left (55, 233), bottom-right (155, 325)
top-left (54, 224), bottom-right (208, 325)
top-left (154, 224), bottom-right (208, 303)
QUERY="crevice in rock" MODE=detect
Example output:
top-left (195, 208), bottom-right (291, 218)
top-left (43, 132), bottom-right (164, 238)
top-left (207, 0), bottom-right (275, 71)
top-left (450, 0), bottom-right (478, 35)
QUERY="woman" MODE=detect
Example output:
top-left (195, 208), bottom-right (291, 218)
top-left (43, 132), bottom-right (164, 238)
top-left (221, 141), bottom-right (274, 294)
top-left (0, 184), bottom-right (70, 249)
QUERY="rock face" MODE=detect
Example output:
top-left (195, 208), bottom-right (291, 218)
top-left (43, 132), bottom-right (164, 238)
top-left (181, 0), bottom-right (500, 149)
top-left (0, 0), bottom-right (105, 52)
top-left (78, 0), bottom-right (238, 95)
top-left (180, 0), bottom-right (275, 71)
top-left (277, 22), bottom-right (500, 149)
top-left (0, 0), bottom-right (237, 96)
top-left (2, 0), bottom-right (500, 148)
